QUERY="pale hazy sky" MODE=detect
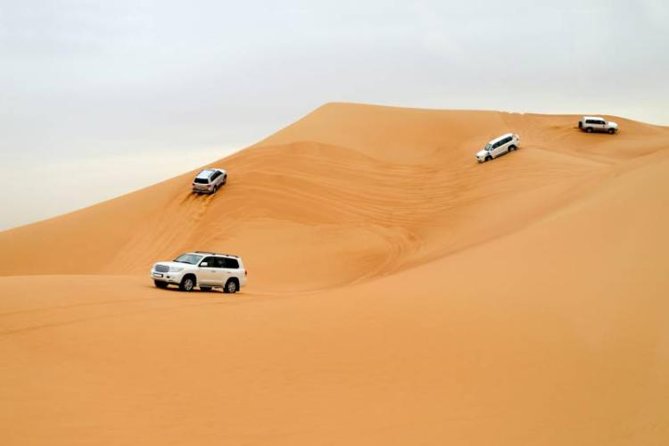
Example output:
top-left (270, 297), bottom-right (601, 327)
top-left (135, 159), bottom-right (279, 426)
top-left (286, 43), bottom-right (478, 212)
top-left (1, 0), bottom-right (668, 229)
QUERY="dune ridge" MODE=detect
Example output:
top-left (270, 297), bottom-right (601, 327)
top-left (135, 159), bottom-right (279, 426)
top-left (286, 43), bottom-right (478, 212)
top-left (1, 103), bottom-right (668, 445)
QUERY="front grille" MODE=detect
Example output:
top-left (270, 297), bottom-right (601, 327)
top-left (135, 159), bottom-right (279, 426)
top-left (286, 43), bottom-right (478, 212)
top-left (155, 264), bottom-right (170, 273)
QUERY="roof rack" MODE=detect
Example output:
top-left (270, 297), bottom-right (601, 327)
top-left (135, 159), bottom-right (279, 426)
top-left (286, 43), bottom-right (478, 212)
top-left (194, 251), bottom-right (239, 258)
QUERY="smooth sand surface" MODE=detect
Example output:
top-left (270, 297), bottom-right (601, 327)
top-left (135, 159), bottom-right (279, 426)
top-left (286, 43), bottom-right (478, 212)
top-left (1, 103), bottom-right (668, 444)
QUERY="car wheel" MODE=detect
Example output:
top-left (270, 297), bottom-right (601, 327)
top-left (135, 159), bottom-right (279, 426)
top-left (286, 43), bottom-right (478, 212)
top-left (200, 286), bottom-right (212, 292)
top-left (509, 145), bottom-right (516, 151)
top-left (608, 128), bottom-right (615, 134)
top-left (485, 155), bottom-right (492, 162)
top-left (179, 276), bottom-right (195, 292)
top-left (586, 127), bottom-right (593, 133)
top-left (224, 279), bottom-right (238, 294)
top-left (154, 280), bottom-right (168, 289)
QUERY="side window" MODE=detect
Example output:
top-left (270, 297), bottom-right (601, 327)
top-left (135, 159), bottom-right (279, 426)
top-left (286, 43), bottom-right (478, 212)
top-left (213, 257), bottom-right (226, 268)
top-left (598, 120), bottom-right (606, 125)
top-left (211, 171), bottom-right (220, 181)
top-left (503, 137), bottom-right (511, 145)
top-left (200, 256), bottom-right (216, 267)
top-left (223, 258), bottom-right (240, 269)
top-left (586, 119), bottom-right (594, 125)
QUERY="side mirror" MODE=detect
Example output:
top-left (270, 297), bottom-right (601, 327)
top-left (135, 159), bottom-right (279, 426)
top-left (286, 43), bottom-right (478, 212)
top-left (200, 262), bottom-right (208, 267)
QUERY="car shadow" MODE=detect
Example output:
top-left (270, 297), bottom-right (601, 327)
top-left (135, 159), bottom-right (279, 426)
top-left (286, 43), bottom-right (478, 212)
top-left (146, 284), bottom-right (235, 296)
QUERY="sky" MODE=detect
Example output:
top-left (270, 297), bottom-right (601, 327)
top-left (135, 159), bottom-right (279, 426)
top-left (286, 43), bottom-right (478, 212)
top-left (1, 0), bottom-right (668, 229)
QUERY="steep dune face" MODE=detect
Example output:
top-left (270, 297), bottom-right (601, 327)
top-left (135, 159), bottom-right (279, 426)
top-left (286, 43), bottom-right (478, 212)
top-left (1, 103), bottom-right (665, 292)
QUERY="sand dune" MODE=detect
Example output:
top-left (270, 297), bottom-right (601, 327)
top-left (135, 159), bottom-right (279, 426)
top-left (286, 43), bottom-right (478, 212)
top-left (3, 104), bottom-right (665, 289)
top-left (1, 103), bottom-right (668, 445)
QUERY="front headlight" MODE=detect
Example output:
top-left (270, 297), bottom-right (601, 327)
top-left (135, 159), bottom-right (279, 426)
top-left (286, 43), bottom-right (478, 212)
top-left (169, 266), bottom-right (184, 273)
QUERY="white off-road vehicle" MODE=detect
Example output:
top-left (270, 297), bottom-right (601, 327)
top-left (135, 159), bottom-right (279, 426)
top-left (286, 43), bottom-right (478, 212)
top-left (192, 168), bottom-right (227, 194)
top-left (578, 116), bottom-right (618, 134)
top-left (151, 251), bottom-right (247, 293)
top-left (476, 133), bottom-right (520, 163)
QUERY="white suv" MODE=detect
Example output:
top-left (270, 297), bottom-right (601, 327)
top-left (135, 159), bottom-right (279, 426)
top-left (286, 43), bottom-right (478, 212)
top-left (578, 116), bottom-right (618, 134)
top-left (476, 133), bottom-right (520, 163)
top-left (192, 168), bottom-right (227, 194)
top-left (151, 251), bottom-right (247, 293)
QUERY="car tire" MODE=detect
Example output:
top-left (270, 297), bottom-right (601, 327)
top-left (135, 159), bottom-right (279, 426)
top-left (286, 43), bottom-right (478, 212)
top-left (154, 280), bottom-right (168, 289)
top-left (200, 286), bottom-right (212, 292)
top-left (608, 128), bottom-right (615, 134)
top-left (509, 145), bottom-right (516, 151)
top-left (586, 127), bottom-right (593, 133)
top-left (179, 275), bottom-right (196, 292)
top-left (224, 279), bottom-right (238, 294)
top-left (485, 155), bottom-right (492, 162)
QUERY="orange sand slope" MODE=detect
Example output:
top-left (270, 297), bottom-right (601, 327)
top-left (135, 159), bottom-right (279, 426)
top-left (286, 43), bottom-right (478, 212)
top-left (1, 103), bottom-right (669, 445)
top-left (2, 104), bottom-right (667, 290)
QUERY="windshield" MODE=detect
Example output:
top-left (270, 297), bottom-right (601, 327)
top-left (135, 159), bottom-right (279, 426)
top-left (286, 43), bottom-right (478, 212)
top-left (485, 143), bottom-right (492, 151)
top-left (173, 254), bottom-right (203, 265)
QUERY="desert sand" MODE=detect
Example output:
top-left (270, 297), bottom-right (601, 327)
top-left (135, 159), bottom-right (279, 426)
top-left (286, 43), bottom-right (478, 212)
top-left (1, 103), bottom-right (668, 445)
